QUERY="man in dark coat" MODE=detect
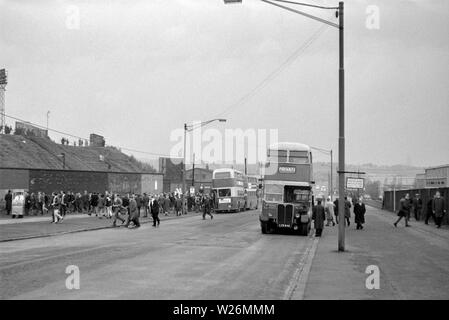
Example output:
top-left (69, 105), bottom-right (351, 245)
top-left (151, 197), bottom-right (160, 227)
top-left (4, 190), bottom-right (12, 216)
top-left (312, 200), bottom-right (326, 236)
top-left (354, 198), bottom-right (366, 230)
top-left (125, 195), bottom-right (140, 228)
top-left (432, 191), bottom-right (447, 228)
top-left (412, 193), bottom-right (423, 221)
top-left (344, 197), bottom-right (351, 226)
top-left (142, 193), bottom-right (150, 218)
top-left (202, 195), bottom-right (213, 220)
top-left (175, 196), bottom-right (182, 216)
top-left (394, 193), bottom-right (411, 227)
top-left (425, 196), bottom-right (435, 225)
top-left (333, 198), bottom-right (339, 224)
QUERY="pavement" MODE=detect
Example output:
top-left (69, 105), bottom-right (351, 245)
top-left (0, 206), bottom-right (448, 300)
top-left (301, 206), bottom-right (449, 300)
top-left (0, 211), bottom-right (202, 242)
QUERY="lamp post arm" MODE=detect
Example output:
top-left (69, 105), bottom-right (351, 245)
top-left (261, 0), bottom-right (339, 28)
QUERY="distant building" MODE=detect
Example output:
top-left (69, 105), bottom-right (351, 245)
top-left (185, 167), bottom-right (213, 194)
top-left (90, 133), bottom-right (105, 147)
top-left (159, 157), bottom-right (183, 193)
top-left (15, 121), bottom-right (48, 138)
top-left (425, 164), bottom-right (449, 188)
top-left (415, 173), bottom-right (426, 188)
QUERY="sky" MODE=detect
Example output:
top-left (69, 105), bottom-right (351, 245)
top-left (0, 0), bottom-right (448, 167)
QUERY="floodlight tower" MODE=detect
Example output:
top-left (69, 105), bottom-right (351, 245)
top-left (0, 69), bottom-right (7, 133)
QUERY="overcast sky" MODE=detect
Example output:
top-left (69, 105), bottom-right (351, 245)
top-left (1, 0), bottom-right (448, 167)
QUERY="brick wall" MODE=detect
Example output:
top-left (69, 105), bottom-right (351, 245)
top-left (29, 170), bottom-right (108, 194)
top-left (108, 173), bottom-right (141, 195)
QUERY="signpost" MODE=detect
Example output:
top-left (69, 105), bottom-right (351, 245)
top-left (346, 177), bottom-right (364, 189)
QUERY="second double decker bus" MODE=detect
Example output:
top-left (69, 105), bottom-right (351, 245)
top-left (259, 142), bottom-right (314, 235)
top-left (245, 175), bottom-right (259, 210)
top-left (212, 168), bottom-right (246, 213)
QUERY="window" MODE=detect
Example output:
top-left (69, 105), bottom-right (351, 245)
top-left (268, 149), bottom-right (288, 163)
top-left (215, 172), bottom-right (231, 179)
top-left (218, 189), bottom-right (231, 197)
top-left (288, 150), bottom-right (309, 164)
top-left (264, 184), bottom-right (283, 202)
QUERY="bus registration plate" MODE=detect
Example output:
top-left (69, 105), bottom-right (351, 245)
top-left (219, 198), bottom-right (231, 204)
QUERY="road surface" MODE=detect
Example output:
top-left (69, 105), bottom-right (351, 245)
top-left (0, 210), bottom-right (314, 299)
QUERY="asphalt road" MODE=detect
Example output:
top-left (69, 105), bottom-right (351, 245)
top-left (0, 210), bottom-right (315, 300)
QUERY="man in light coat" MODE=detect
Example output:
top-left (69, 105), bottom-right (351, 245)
top-left (324, 197), bottom-right (335, 226)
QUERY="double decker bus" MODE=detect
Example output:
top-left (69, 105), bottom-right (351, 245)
top-left (212, 168), bottom-right (246, 213)
top-left (259, 142), bottom-right (314, 235)
top-left (245, 175), bottom-right (259, 210)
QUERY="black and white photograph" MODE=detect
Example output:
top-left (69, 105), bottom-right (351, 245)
top-left (0, 0), bottom-right (448, 310)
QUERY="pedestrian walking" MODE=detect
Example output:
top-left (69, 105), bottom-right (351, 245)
top-left (98, 194), bottom-right (105, 218)
top-left (112, 194), bottom-right (126, 227)
top-left (151, 197), bottom-right (160, 227)
top-left (202, 195), bottom-right (213, 220)
top-left (312, 200), bottom-right (326, 236)
top-left (425, 196), bottom-right (435, 225)
top-left (24, 192), bottom-right (31, 216)
top-left (105, 192), bottom-right (113, 219)
top-left (324, 197), bottom-right (335, 226)
top-left (344, 196), bottom-right (351, 227)
top-left (394, 193), bottom-right (411, 227)
top-left (125, 195), bottom-right (140, 228)
top-left (142, 193), bottom-right (150, 218)
top-left (333, 198), bottom-right (339, 224)
top-left (90, 192), bottom-right (99, 217)
top-left (51, 192), bottom-right (63, 223)
top-left (432, 191), bottom-right (447, 228)
top-left (412, 193), bottom-right (423, 221)
top-left (354, 197), bottom-right (366, 230)
top-left (175, 195), bottom-right (182, 216)
top-left (4, 190), bottom-right (12, 216)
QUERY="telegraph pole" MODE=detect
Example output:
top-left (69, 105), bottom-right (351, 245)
top-left (337, 1), bottom-right (345, 252)
top-left (192, 153), bottom-right (195, 187)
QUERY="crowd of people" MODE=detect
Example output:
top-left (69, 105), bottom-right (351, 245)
top-left (394, 191), bottom-right (447, 228)
top-left (312, 196), bottom-right (366, 237)
top-left (3, 190), bottom-right (217, 227)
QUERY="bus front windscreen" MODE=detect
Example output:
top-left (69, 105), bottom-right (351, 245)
top-left (218, 189), bottom-right (231, 197)
top-left (264, 184), bottom-right (283, 202)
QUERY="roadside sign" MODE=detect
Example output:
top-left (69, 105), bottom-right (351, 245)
top-left (346, 177), bottom-right (364, 189)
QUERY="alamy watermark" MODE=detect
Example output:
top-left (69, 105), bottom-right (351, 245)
top-left (65, 265), bottom-right (80, 290)
top-left (169, 122), bottom-right (279, 174)
top-left (365, 265), bottom-right (380, 290)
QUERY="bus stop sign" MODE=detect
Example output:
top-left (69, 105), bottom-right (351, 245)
top-left (346, 177), bottom-right (364, 189)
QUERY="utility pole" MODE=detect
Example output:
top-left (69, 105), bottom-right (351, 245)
top-left (192, 153), bottom-right (195, 187)
top-left (182, 123), bottom-right (187, 214)
top-left (337, 1), bottom-right (345, 252)
top-left (330, 149), bottom-right (333, 201)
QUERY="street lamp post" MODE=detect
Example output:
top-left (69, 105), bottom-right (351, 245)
top-left (225, 0), bottom-right (346, 251)
top-left (182, 119), bottom-right (226, 215)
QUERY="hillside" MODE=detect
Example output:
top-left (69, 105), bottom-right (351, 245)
top-left (0, 134), bottom-right (155, 172)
